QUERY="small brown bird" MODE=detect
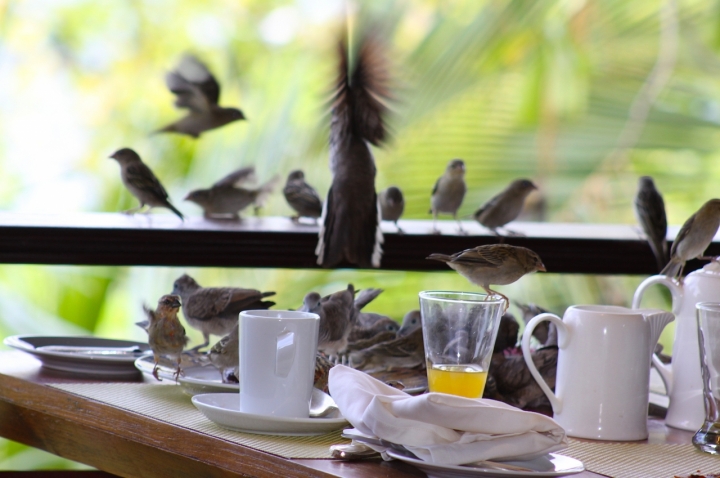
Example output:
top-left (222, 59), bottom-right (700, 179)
top-left (109, 148), bottom-right (184, 220)
top-left (185, 168), bottom-right (277, 219)
top-left (314, 352), bottom-right (335, 393)
top-left (427, 244), bottom-right (546, 309)
top-left (156, 54), bottom-right (245, 138)
top-left (300, 284), bottom-right (356, 357)
top-left (171, 274), bottom-right (276, 351)
top-left (489, 346), bottom-right (558, 411)
top-left (397, 309), bottom-right (421, 337)
top-left (347, 317), bottom-right (399, 343)
top-left (516, 302), bottom-right (557, 347)
top-left (473, 179), bottom-right (537, 235)
top-left (137, 294), bottom-right (187, 381)
top-left (662, 199), bottom-right (720, 278)
top-left (349, 327), bottom-right (424, 373)
top-left (430, 159), bottom-right (467, 234)
top-left (208, 324), bottom-right (239, 383)
top-left (283, 170), bottom-right (323, 222)
top-left (315, 32), bottom-right (389, 269)
top-left (379, 186), bottom-right (405, 233)
top-left (634, 176), bottom-right (668, 272)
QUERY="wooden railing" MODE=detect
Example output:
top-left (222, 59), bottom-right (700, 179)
top-left (0, 212), bottom-right (709, 275)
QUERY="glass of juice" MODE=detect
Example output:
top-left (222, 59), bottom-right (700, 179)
top-left (419, 291), bottom-right (505, 399)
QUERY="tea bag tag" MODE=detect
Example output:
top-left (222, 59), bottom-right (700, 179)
top-left (275, 329), bottom-right (296, 378)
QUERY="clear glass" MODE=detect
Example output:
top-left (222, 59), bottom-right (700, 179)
top-left (694, 302), bottom-right (720, 454)
top-left (418, 291), bottom-right (505, 399)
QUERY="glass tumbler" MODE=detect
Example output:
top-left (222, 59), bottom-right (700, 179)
top-left (694, 302), bottom-right (720, 454)
top-left (419, 291), bottom-right (505, 399)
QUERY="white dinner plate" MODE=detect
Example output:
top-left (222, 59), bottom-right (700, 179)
top-left (386, 449), bottom-right (585, 478)
top-left (192, 393), bottom-right (347, 436)
top-left (134, 354), bottom-right (237, 394)
top-left (4, 335), bottom-right (150, 378)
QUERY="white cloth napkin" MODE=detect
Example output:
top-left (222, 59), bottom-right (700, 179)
top-left (329, 365), bottom-right (567, 465)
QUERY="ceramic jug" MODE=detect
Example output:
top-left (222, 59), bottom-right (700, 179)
top-left (632, 262), bottom-right (720, 431)
top-left (521, 305), bottom-right (674, 440)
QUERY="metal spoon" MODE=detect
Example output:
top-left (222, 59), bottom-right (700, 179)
top-left (309, 388), bottom-right (340, 418)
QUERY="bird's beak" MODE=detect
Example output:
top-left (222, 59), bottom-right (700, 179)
top-left (108, 153), bottom-right (116, 160)
top-left (169, 297), bottom-right (182, 308)
top-left (538, 263), bottom-right (547, 272)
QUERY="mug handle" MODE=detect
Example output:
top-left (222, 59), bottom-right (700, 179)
top-left (631, 274), bottom-right (683, 395)
top-left (521, 313), bottom-right (568, 414)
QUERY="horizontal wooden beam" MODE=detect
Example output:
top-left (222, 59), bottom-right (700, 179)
top-left (0, 212), bottom-right (711, 275)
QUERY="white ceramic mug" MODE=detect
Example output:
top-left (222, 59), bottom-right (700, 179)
top-left (521, 305), bottom-right (673, 441)
top-left (239, 310), bottom-right (320, 418)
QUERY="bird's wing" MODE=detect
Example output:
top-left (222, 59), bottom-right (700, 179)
top-left (222, 288), bottom-right (276, 315)
top-left (213, 167), bottom-right (256, 188)
top-left (165, 55), bottom-right (220, 113)
top-left (635, 189), bottom-right (668, 241)
top-left (450, 246), bottom-right (506, 267)
top-left (474, 192), bottom-right (501, 218)
top-left (431, 178), bottom-right (440, 197)
top-left (125, 162), bottom-right (169, 200)
top-left (670, 212), bottom-right (696, 257)
top-left (184, 288), bottom-right (233, 320)
top-left (284, 182), bottom-right (323, 212)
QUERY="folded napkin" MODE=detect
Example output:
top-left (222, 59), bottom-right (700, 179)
top-left (329, 365), bottom-right (567, 466)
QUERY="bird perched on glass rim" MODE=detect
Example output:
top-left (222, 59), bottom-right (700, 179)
top-left (473, 179), bottom-right (537, 236)
top-left (171, 274), bottom-right (276, 351)
top-left (109, 148), bottom-right (184, 220)
top-left (283, 170), bottom-right (323, 222)
top-left (156, 54), bottom-right (245, 138)
top-left (634, 176), bottom-right (668, 272)
top-left (136, 294), bottom-right (187, 382)
top-left (185, 167), bottom-right (278, 219)
top-left (379, 186), bottom-right (405, 233)
top-left (315, 31), bottom-right (390, 268)
top-left (661, 198), bottom-right (720, 279)
top-left (430, 159), bottom-right (467, 234)
top-left (427, 244), bottom-right (546, 310)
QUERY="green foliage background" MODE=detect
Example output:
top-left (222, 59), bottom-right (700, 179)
top-left (1, 0), bottom-right (719, 470)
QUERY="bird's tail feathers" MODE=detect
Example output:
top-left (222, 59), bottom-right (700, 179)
top-left (332, 32), bottom-right (390, 146)
top-left (166, 202), bottom-right (184, 221)
top-left (253, 175), bottom-right (280, 209)
top-left (427, 253), bottom-right (452, 263)
top-left (660, 259), bottom-right (682, 278)
top-left (354, 288), bottom-right (384, 310)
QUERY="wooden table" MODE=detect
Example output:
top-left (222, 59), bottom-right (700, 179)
top-left (0, 351), bottom-right (694, 478)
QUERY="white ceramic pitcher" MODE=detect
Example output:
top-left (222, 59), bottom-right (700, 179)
top-left (632, 262), bottom-right (720, 431)
top-left (521, 305), bottom-right (674, 440)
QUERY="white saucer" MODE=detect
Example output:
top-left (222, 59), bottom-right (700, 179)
top-left (134, 355), bottom-right (237, 395)
top-left (386, 450), bottom-right (585, 478)
top-left (5, 335), bottom-right (150, 378)
top-left (192, 393), bottom-right (347, 436)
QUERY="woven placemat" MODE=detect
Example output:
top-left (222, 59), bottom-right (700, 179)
top-left (566, 439), bottom-right (720, 478)
top-left (49, 383), bottom-right (348, 459)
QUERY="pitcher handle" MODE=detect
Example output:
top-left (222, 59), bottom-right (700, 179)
top-left (521, 313), bottom-right (568, 414)
top-left (632, 274), bottom-right (683, 396)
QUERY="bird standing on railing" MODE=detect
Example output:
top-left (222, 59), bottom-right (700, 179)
top-left (156, 54), bottom-right (245, 138)
top-left (171, 274), bottom-right (276, 351)
top-left (109, 148), bottom-right (184, 220)
top-left (185, 167), bottom-right (277, 219)
top-left (379, 186), bottom-right (405, 233)
top-left (662, 198), bottom-right (720, 278)
top-left (136, 294), bottom-right (187, 382)
top-left (473, 179), bottom-right (537, 236)
top-left (634, 176), bottom-right (668, 272)
top-left (430, 159), bottom-right (467, 234)
top-left (427, 244), bottom-right (546, 310)
top-left (315, 32), bottom-right (390, 268)
top-left (283, 170), bottom-right (323, 222)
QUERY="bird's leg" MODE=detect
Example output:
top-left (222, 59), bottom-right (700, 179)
top-left (432, 211), bottom-right (441, 235)
top-left (173, 357), bottom-right (184, 383)
top-left (395, 221), bottom-right (405, 235)
top-left (453, 213), bottom-right (468, 236)
top-left (291, 215), bottom-right (300, 223)
top-left (123, 204), bottom-right (146, 215)
top-left (152, 360), bottom-right (162, 382)
top-left (483, 286), bottom-right (509, 312)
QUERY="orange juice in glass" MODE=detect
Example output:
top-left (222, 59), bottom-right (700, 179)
top-left (419, 291), bottom-right (504, 399)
